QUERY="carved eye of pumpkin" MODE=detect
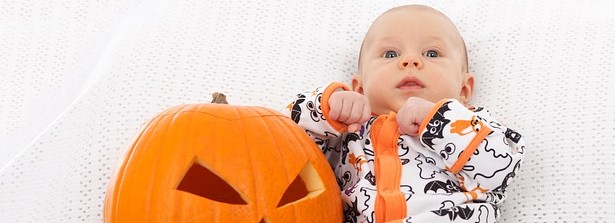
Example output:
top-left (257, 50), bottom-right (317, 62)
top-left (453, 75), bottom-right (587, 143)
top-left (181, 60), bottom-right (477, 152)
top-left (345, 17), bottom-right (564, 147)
top-left (277, 162), bottom-right (324, 208)
top-left (175, 160), bottom-right (325, 208)
top-left (177, 161), bottom-right (247, 205)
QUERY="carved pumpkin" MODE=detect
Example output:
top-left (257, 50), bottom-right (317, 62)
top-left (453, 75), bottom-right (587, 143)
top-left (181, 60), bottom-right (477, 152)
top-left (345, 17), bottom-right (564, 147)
top-left (104, 104), bottom-right (342, 222)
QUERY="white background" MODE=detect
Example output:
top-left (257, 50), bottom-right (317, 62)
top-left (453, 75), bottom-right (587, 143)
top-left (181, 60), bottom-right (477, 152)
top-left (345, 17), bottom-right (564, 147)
top-left (1, 0), bottom-right (614, 222)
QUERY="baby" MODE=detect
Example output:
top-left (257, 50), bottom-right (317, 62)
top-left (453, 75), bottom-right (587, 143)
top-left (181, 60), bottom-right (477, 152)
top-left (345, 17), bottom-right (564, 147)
top-left (284, 5), bottom-right (525, 223)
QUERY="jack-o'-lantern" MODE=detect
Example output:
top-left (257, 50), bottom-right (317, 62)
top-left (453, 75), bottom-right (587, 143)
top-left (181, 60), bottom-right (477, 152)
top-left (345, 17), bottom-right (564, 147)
top-left (104, 103), bottom-right (342, 222)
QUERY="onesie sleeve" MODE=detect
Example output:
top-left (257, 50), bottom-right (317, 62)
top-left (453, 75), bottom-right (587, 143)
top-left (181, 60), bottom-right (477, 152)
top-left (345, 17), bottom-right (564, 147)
top-left (418, 99), bottom-right (526, 194)
top-left (282, 82), bottom-right (351, 140)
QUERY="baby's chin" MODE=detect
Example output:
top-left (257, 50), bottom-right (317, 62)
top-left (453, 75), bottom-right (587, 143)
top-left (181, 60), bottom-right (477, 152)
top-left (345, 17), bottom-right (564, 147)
top-left (369, 105), bottom-right (396, 116)
top-left (386, 103), bottom-right (405, 115)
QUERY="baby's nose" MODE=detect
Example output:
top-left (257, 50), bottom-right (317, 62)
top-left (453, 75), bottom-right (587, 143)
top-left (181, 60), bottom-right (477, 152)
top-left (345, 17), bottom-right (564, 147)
top-left (399, 55), bottom-right (422, 69)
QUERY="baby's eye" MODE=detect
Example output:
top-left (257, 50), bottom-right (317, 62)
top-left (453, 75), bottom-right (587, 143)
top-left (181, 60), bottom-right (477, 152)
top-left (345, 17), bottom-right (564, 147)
top-left (383, 50), bottom-right (399, 58)
top-left (423, 50), bottom-right (439, 58)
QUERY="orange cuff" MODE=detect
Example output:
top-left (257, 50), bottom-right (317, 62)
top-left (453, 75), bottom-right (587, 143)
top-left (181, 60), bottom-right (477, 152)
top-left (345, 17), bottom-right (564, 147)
top-left (418, 99), bottom-right (449, 134)
top-left (320, 82), bottom-right (351, 133)
top-left (418, 99), bottom-right (493, 174)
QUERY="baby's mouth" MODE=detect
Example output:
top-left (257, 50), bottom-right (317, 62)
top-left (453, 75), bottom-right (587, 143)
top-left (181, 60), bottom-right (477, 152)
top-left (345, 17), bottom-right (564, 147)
top-left (397, 77), bottom-right (424, 91)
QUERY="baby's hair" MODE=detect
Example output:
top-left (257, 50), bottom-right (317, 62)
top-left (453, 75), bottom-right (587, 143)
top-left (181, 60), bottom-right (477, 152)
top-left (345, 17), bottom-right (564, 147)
top-left (461, 38), bottom-right (469, 73)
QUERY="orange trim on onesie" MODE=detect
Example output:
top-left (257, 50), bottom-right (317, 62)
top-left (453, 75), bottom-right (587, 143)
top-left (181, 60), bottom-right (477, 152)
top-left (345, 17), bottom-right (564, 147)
top-left (450, 125), bottom-right (492, 174)
top-left (321, 82), bottom-right (351, 133)
top-left (463, 191), bottom-right (477, 200)
top-left (418, 99), bottom-right (448, 134)
top-left (371, 113), bottom-right (407, 222)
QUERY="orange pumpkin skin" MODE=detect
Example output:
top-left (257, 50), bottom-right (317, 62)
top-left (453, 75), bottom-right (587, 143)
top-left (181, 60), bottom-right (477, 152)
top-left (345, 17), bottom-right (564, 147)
top-left (104, 104), bottom-right (342, 222)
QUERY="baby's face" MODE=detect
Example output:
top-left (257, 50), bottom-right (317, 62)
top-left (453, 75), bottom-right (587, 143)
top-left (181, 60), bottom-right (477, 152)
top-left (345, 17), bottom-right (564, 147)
top-left (354, 6), bottom-right (473, 115)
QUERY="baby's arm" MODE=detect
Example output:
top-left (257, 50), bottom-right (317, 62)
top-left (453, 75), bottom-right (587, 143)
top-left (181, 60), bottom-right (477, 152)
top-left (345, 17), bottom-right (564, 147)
top-left (397, 97), bottom-right (435, 135)
top-left (283, 82), bottom-right (370, 138)
top-left (328, 90), bottom-right (371, 133)
top-left (401, 98), bottom-right (525, 195)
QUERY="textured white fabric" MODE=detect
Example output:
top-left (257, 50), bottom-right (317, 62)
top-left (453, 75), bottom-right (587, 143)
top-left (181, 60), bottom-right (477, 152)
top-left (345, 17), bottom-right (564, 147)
top-left (1, 0), bottom-right (614, 222)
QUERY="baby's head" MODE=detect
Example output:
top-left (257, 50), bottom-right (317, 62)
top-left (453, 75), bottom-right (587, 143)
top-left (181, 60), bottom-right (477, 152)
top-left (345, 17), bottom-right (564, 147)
top-left (352, 5), bottom-right (474, 115)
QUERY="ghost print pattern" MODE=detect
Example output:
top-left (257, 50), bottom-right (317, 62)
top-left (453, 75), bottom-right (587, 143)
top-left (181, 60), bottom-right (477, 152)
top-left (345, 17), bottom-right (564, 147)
top-left (419, 100), bottom-right (525, 222)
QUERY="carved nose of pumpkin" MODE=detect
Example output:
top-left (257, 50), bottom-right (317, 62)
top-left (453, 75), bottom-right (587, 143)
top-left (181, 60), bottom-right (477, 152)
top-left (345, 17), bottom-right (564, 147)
top-left (259, 216), bottom-right (270, 223)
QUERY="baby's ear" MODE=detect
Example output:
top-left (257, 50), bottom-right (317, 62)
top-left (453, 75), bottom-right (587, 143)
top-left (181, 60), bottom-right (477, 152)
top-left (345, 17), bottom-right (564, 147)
top-left (351, 74), bottom-right (364, 93)
top-left (459, 72), bottom-right (474, 105)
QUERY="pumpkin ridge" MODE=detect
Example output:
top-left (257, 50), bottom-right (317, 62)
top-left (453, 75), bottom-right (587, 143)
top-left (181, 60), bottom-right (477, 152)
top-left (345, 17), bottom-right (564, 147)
top-left (228, 105), bottom-right (261, 218)
top-left (147, 111), bottom-right (180, 219)
top-left (258, 114), bottom-right (293, 209)
top-left (245, 107), bottom-right (279, 217)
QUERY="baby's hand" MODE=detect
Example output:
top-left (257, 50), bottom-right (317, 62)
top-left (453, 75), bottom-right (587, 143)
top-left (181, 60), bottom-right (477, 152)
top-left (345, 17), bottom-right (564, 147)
top-left (328, 91), bottom-right (371, 133)
top-left (397, 97), bottom-right (435, 136)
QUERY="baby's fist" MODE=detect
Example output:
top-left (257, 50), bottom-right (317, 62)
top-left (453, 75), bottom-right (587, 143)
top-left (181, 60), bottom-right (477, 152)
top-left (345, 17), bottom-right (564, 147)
top-left (397, 97), bottom-right (435, 136)
top-left (328, 91), bottom-right (371, 133)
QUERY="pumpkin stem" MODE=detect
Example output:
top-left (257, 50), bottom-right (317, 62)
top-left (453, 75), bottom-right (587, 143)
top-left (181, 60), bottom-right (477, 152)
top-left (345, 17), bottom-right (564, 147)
top-left (211, 92), bottom-right (228, 104)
